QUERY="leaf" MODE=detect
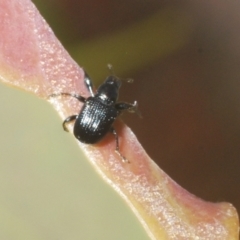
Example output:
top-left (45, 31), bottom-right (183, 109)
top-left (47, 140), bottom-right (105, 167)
top-left (0, 0), bottom-right (238, 239)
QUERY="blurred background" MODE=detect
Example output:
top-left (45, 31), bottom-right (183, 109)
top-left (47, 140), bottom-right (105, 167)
top-left (0, 0), bottom-right (240, 239)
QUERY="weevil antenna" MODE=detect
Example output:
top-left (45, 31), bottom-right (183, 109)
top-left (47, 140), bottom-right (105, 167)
top-left (107, 64), bottom-right (133, 84)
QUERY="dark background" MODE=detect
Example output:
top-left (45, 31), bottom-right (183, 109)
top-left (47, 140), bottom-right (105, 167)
top-left (34, 0), bottom-right (240, 220)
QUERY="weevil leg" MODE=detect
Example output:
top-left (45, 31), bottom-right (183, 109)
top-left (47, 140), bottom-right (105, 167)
top-left (62, 115), bottom-right (78, 132)
top-left (115, 101), bottom-right (142, 118)
top-left (48, 93), bottom-right (86, 103)
top-left (110, 127), bottom-right (129, 163)
top-left (84, 72), bottom-right (95, 97)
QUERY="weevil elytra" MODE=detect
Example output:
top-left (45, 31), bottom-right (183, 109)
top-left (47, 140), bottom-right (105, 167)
top-left (49, 71), bottom-right (139, 162)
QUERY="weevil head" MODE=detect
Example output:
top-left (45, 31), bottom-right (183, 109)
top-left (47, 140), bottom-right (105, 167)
top-left (96, 76), bottom-right (122, 104)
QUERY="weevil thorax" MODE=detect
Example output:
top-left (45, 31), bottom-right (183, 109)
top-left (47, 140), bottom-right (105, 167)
top-left (96, 76), bottom-right (121, 105)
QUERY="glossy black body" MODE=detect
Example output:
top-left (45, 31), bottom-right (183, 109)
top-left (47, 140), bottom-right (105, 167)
top-left (74, 95), bottom-right (118, 144)
top-left (49, 72), bottom-right (139, 161)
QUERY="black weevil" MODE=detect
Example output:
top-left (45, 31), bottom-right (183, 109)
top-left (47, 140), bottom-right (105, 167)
top-left (49, 71), bottom-right (140, 162)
